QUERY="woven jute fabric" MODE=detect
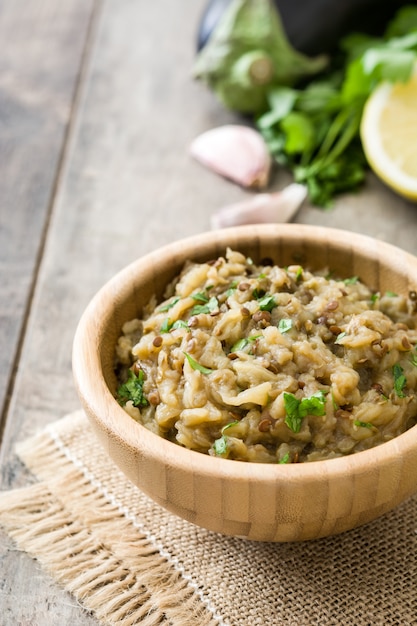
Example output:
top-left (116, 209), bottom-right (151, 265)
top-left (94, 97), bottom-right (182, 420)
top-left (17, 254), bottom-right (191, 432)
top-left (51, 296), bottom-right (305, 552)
top-left (0, 411), bottom-right (417, 625)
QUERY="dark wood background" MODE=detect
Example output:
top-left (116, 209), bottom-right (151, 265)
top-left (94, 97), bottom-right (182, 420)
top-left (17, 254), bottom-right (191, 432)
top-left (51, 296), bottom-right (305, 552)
top-left (1, 1), bottom-right (416, 623)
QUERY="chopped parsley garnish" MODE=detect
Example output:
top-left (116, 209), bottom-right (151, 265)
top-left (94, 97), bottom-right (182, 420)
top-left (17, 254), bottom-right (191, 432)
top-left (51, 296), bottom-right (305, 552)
top-left (230, 335), bottom-right (262, 352)
top-left (172, 320), bottom-right (189, 330)
top-left (158, 297), bottom-right (180, 312)
top-left (335, 331), bottom-right (346, 344)
top-left (160, 318), bottom-right (173, 333)
top-left (410, 352), bottom-right (417, 368)
top-left (343, 276), bottom-right (359, 285)
top-left (284, 390), bottom-right (327, 433)
top-left (284, 393), bottom-right (303, 432)
top-left (258, 295), bottom-right (276, 312)
top-left (230, 334), bottom-right (262, 353)
top-left (278, 452), bottom-right (290, 464)
top-left (354, 420), bottom-right (374, 429)
top-left (117, 369), bottom-right (148, 408)
top-left (212, 421), bottom-right (239, 456)
top-left (191, 296), bottom-right (219, 315)
top-left (213, 435), bottom-right (228, 456)
top-left (161, 318), bottom-right (188, 333)
top-left (191, 304), bottom-right (210, 315)
top-left (298, 391), bottom-right (327, 417)
top-left (295, 267), bottom-right (303, 282)
top-left (331, 389), bottom-right (338, 411)
top-left (191, 292), bottom-right (209, 303)
top-left (223, 420), bottom-right (239, 432)
top-left (278, 318), bottom-right (292, 333)
top-left (393, 363), bottom-right (407, 398)
top-left (385, 291), bottom-right (398, 297)
top-left (183, 352), bottom-right (214, 374)
top-left (231, 338), bottom-right (249, 352)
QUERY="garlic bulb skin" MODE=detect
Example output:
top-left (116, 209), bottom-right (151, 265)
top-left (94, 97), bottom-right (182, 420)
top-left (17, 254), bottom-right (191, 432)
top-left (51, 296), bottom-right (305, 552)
top-left (210, 183), bottom-right (307, 230)
top-left (190, 125), bottom-right (272, 189)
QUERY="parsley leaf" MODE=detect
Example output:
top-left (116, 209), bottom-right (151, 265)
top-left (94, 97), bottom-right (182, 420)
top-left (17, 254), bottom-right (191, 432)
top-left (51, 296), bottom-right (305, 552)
top-left (172, 320), bottom-right (189, 330)
top-left (230, 334), bottom-right (262, 353)
top-left (258, 295), bottom-right (276, 311)
top-left (335, 331), bottom-right (346, 344)
top-left (331, 389), bottom-right (339, 411)
top-left (284, 390), bottom-right (327, 433)
top-left (191, 292), bottom-right (209, 303)
top-left (354, 420), bottom-right (374, 429)
top-left (160, 318), bottom-right (173, 333)
top-left (183, 352), bottom-right (214, 374)
top-left (191, 296), bottom-right (219, 315)
top-left (212, 421), bottom-right (240, 457)
top-left (295, 267), bottom-right (303, 281)
top-left (117, 370), bottom-right (148, 408)
top-left (158, 297), bottom-right (180, 312)
top-left (299, 391), bottom-right (327, 417)
top-left (161, 318), bottom-right (189, 333)
top-left (393, 363), bottom-right (407, 397)
top-left (278, 318), bottom-right (292, 333)
top-left (231, 338), bottom-right (249, 352)
top-left (283, 392), bottom-right (303, 433)
top-left (343, 276), bottom-right (359, 285)
top-left (222, 420), bottom-right (240, 432)
top-left (213, 435), bottom-right (228, 456)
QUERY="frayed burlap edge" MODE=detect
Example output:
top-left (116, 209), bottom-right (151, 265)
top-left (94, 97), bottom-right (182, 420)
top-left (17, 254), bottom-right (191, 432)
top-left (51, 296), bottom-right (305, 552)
top-left (0, 417), bottom-right (223, 626)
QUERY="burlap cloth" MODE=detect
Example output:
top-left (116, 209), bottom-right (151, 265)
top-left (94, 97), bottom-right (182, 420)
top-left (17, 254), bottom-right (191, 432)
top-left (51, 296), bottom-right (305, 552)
top-left (1, 411), bottom-right (416, 625)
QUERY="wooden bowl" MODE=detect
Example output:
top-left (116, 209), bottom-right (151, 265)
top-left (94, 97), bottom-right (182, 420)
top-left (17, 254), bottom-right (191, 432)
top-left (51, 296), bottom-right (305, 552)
top-left (72, 224), bottom-right (417, 542)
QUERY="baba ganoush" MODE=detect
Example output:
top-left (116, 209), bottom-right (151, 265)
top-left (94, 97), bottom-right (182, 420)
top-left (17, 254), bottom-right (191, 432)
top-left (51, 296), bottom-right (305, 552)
top-left (115, 248), bottom-right (417, 463)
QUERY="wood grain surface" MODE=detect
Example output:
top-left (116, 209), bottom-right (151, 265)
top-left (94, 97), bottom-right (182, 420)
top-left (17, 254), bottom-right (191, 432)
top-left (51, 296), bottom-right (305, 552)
top-left (0, 0), bottom-right (96, 429)
top-left (1, 0), bottom-right (417, 623)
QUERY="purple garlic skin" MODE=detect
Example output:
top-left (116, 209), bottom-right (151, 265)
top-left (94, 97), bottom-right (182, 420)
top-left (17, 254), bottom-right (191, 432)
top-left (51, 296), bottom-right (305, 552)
top-left (190, 124), bottom-right (272, 189)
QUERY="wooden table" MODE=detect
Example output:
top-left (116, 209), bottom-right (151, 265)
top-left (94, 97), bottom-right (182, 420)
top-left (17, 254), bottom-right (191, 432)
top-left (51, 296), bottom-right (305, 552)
top-left (1, 1), bottom-right (416, 623)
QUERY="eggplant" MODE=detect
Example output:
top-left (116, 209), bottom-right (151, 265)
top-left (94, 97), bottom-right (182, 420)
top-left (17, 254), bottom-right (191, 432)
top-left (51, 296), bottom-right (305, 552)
top-left (197, 0), bottom-right (415, 57)
top-left (193, 0), bottom-right (417, 114)
top-left (193, 0), bottom-right (329, 113)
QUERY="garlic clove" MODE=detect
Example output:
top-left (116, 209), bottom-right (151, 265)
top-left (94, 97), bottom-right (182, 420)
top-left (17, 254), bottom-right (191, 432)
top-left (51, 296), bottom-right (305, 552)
top-left (190, 124), bottom-right (271, 189)
top-left (210, 183), bottom-right (307, 230)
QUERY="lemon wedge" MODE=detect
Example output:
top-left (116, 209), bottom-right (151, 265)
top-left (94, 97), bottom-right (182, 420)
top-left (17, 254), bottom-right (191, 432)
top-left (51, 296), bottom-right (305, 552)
top-left (360, 66), bottom-right (417, 201)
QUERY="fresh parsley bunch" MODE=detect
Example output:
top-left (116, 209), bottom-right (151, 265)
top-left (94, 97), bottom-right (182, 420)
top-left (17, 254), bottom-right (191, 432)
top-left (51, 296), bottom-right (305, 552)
top-left (255, 6), bottom-right (417, 206)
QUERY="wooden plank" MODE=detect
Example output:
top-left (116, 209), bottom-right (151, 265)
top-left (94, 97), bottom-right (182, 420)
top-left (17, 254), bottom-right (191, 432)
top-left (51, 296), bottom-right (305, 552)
top-left (1, 0), bottom-right (240, 454)
top-left (0, 532), bottom-right (100, 626)
top-left (0, 0), bottom-right (96, 422)
top-left (0, 1), bottom-right (226, 623)
top-left (0, 0), bottom-right (99, 624)
top-left (1, 0), bottom-right (417, 623)
top-left (296, 175), bottom-right (417, 254)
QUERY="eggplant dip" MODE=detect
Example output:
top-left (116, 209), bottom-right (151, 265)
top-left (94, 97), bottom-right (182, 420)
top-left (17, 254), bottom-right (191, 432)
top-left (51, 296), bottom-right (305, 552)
top-left (115, 248), bottom-right (417, 463)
